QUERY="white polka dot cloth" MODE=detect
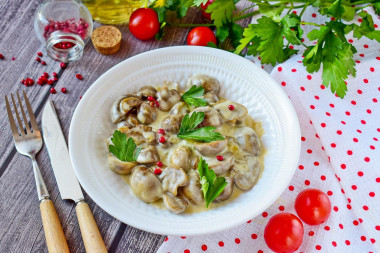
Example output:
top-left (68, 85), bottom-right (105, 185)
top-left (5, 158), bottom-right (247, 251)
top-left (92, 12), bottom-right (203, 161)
top-left (158, 7), bottom-right (380, 253)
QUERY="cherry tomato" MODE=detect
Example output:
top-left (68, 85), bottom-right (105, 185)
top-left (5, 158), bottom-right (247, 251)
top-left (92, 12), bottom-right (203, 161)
top-left (129, 8), bottom-right (160, 40)
top-left (295, 188), bottom-right (332, 225)
top-left (187, 27), bottom-right (217, 46)
top-left (200, 0), bottom-right (214, 20)
top-left (264, 213), bottom-right (304, 253)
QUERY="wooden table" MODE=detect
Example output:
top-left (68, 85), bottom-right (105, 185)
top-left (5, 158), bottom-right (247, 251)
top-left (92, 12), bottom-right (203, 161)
top-left (0, 0), bottom-right (251, 252)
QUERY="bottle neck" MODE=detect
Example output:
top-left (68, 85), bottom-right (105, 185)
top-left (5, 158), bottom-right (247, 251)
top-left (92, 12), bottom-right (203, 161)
top-left (45, 31), bottom-right (85, 62)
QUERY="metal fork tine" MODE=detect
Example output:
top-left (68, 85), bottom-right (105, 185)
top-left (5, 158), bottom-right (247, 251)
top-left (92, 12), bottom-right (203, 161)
top-left (17, 92), bottom-right (31, 133)
top-left (11, 94), bottom-right (25, 136)
top-left (5, 95), bottom-right (20, 137)
top-left (23, 91), bottom-right (39, 131)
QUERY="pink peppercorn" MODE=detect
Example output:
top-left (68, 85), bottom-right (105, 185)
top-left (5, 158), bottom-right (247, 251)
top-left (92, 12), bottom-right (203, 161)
top-left (157, 129), bottom-right (165, 135)
top-left (154, 168), bottom-right (162, 175)
top-left (156, 161), bottom-right (163, 167)
top-left (41, 61), bottom-right (46, 65)
top-left (61, 87), bottom-right (67, 93)
top-left (60, 62), bottom-right (67, 69)
top-left (76, 73), bottom-right (83, 80)
top-left (228, 104), bottom-right (235, 110)
top-left (50, 88), bottom-right (57, 94)
top-left (36, 57), bottom-right (41, 62)
top-left (37, 52), bottom-right (43, 57)
top-left (216, 155), bottom-right (224, 161)
top-left (0, 54), bottom-right (4, 59)
top-left (159, 136), bottom-right (166, 143)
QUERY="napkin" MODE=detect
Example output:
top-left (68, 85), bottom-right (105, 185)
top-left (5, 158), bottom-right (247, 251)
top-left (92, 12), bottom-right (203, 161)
top-left (158, 7), bottom-right (380, 253)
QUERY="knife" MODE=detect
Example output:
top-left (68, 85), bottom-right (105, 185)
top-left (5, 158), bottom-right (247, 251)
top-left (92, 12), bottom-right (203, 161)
top-left (42, 99), bottom-right (107, 253)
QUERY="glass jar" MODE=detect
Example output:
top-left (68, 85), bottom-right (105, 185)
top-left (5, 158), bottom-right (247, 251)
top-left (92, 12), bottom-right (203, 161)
top-left (82, 0), bottom-right (145, 24)
top-left (34, 0), bottom-right (94, 62)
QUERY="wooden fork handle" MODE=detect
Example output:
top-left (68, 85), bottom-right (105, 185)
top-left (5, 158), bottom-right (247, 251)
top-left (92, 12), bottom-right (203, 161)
top-left (76, 201), bottom-right (108, 253)
top-left (40, 199), bottom-right (70, 253)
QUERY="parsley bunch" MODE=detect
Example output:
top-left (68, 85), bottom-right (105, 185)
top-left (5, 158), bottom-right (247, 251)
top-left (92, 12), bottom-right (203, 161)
top-left (151, 0), bottom-right (380, 98)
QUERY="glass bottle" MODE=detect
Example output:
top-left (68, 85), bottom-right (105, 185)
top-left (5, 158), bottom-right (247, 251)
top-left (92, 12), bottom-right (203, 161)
top-left (34, 0), bottom-right (94, 62)
top-left (82, 0), bottom-right (145, 24)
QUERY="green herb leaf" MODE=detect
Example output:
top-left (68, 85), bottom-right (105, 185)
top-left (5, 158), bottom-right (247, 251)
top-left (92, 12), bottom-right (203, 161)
top-left (198, 158), bottom-right (228, 207)
top-left (182, 85), bottom-right (208, 107)
top-left (207, 0), bottom-right (236, 28)
top-left (178, 126), bottom-right (225, 143)
top-left (109, 130), bottom-right (140, 162)
top-left (178, 111), bottom-right (205, 134)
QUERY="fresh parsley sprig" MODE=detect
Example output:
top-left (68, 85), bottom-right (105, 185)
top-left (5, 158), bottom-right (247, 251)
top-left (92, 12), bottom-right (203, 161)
top-left (177, 112), bottom-right (225, 143)
top-left (109, 130), bottom-right (141, 162)
top-left (198, 157), bottom-right (228, 208)
top-left (182, 85), bottom-right (208, 107)
top-left (150, 0), bottom-right (380, 98)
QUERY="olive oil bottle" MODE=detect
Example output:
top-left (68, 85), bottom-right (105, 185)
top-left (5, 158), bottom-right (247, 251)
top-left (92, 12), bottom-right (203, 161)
top-left (83, 0), bottom-right (145, 24)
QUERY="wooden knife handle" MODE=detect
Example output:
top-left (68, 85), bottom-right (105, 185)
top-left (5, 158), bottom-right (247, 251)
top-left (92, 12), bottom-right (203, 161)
top-left (76, 201), bottom-right (108, 253)
top-left (40, 199), bottom-right (70, 253)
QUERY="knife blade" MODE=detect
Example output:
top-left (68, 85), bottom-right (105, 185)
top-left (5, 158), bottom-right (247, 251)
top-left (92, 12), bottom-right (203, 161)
top-left (42, 99), bottom-right (107, 253)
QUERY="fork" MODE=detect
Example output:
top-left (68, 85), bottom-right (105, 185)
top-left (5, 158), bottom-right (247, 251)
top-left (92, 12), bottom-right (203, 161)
top-left (5, 91), bottom-right (70, 253)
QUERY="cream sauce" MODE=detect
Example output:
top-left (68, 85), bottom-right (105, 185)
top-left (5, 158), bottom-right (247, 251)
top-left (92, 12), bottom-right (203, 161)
top-left (112, 85), bottom-right (266, 214)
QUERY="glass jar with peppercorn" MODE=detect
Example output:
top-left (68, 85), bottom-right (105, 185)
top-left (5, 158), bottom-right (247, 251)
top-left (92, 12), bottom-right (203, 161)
top-left (34, 0), bottom-right (94, 62)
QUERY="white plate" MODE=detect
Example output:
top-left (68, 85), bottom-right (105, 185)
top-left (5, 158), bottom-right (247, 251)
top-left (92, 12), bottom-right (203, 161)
top-left (69, 46), bottom-right (301, 236)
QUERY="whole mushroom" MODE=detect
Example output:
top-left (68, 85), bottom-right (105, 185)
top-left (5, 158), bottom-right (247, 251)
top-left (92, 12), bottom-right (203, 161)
top-left (158, 167), bottom-right (188, 196)
top-left (192, 106), bottom-right (223, 127)
top-left (187, 74), bottom-right (220, 94)
top-left (107, 154), bottom-right (137, 175)
top-left (214, 100), bottom-right (248, 125)
top-left (162, 192), bottom-right (188, 214)
top-left (232, 155), bottom-right (261, 190)
top-left (137, 101), bottom-right (158, 124)
top-left (157, 87), bottom-right (181, 111)
top-left (169, 145), bottom-right (193, 172)
top-left (235, 127), bottom-right (261, 157)
top-left (130, 166), bottom-right (163, 203)
top-left (182, 170), bottom-right (204, 205)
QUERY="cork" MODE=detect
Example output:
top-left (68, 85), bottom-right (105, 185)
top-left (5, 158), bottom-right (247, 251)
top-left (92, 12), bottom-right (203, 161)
top-left (91, 26), bottom-right (122, 55)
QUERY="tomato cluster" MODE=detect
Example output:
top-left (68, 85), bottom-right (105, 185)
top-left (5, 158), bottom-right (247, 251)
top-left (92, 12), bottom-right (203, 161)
top-left (264, 189), bottom-right (331, 253)
top-left (129, 6), bottom-right (217, 46)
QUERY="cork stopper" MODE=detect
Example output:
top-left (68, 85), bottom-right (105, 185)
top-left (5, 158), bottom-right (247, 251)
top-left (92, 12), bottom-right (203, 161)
top-left (91, 26), bottom-right (122, 55)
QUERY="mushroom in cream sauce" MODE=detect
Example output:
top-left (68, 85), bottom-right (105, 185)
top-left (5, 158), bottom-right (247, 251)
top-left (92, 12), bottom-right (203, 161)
top-left (107, 74), bottom-right (265, 214)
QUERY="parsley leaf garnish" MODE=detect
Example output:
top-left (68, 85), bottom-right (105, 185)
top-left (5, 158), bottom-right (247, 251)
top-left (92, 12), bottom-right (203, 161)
top-left (109, 130), bottom-right (141, 162)
top-left (182, 85), bottom-right (208, 107)
top-left (198, 157), bottom-right (228, 208)
top-left (177, 112), bottom-right (225, 143)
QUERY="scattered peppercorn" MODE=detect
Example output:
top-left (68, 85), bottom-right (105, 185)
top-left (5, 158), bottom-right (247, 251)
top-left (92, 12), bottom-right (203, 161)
top-left (36, 57), bottom-right (41, 62)
top-left (0, 54), bottom-right (4, 60)
top-left (154, 168), bottom-right (162, 175)
top-left (50, 88), bottom-right (57, 94)
top-left (157, 129), bottom-right (165, 135)
top-left (37, 52), bottom-right (43, 57)
top-left (159, 136), bottom-right (166, 143)
top-left (156, 161), bottom-right (163, 167)
top-left (228, 104), bottom-right (235, 111)
top-left (60, 62), bottom-right (67, 69)
top-left (41, 61), bottom-right (46, 66)
top-left (61, 87), bottom-right (67, 93)
top-left (76, 73), bottom-right (83, 80)
top-left (216, 155), bottom-right (224, 161)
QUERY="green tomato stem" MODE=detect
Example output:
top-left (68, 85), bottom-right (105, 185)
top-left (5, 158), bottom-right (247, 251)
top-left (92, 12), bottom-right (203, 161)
top-left (300, 21), bottom-right (323, 27)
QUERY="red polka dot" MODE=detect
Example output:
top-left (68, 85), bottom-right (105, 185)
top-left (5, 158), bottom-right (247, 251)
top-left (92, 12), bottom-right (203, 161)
top-left (329, 103), bottom-right (335, 108)
top-left (348, 39), bottom-right (353, 43)
top-left (371, 238), bottom-right (376, 244)
top-left (246, 219), bottom-right (251, 223)
top-left (341, 120), bottom-right (346, 125)
top-left (300, 86), bottom-right (305, 91)
top-left (351, 100), bottom-right (356, 105)
top-left (352, 185), bottom-right (357, 190)
top-left (364, 79), bottom-right (369, 83)
top-left (364, 44), bottom-right (369, 48)
top-left (370, 67), bottom-right (375, 72)
top-left (251, 234), bottom-right (257, 239)
top-left (373, 98), bottom-right (378, 103)
top-left (291, 69), bottom-right (297, 72)
top-left (360, 54), bottom-right (365, 57)
top-left (345, 240), bottom-right (350, 245)
top-left (307, 149), bottom-right (312, 153)
top-left (184, 250), bottom-right (190, 253)
top-left (278, 66), bottom-right (282, 72)
top-left (321, 175), bottom-right (326, 180)
top-left (339, 224), bottom-right (344, 229)
top-left (369, 192), bottom-right (375, 197)
top-left (358, 171), bottom-right (364, 177)
top-left (324, 226), bottom-right (330, 231)
top-left (165, 237), bottom-right (169, 242)
top-left (326, 112), bottom-right (331, 116)
top-left (305, 180), bottom-right (310, 185)
top-left (332, 241), bottom-right (337, 247)
top-left (289, 185), bottom-right (294, 191)
top-left (330, 143), bottom-right (336, 148)
top-left (201, 244), bottom-right (207, 251)
top-left (279, 206), bottom-right (285, 211)
top-left (262, 212), bottom-right (268, 217)
top-left (333, 206), bottom-right (339, 212)
top-left (341, 164), bottom-right (346, 169)
top-left (353, 220), bottom-right (359, 226)
top-left (307, 75), bottom-right (312, 80)
top-left (367, 109), bottom-right (372, 114)
top-left (364, 157), bottom-right (370, 162)
top-left (312, 13), bottom-right (317, 17)
top-left (361, 120), bottom-right (366, 124)
top-left (316, 245), bottom-right (321, 250)
top-left (258, 250), bottom-right (264, 253)
top-left (361, 236), bottom-right (366, 241)
top-left (310, 105), bottom-right (315, 109)
top-left (363, 205), bottom-right (369, 211)
top-left (315, 95), bottom-right (319, 100)
top-left (376, 226), bottom-right (380, 231)
top-left (309, 231), bottom-right (314, 236)
top-left (357, 89), bottom-right (363, 94)
top-left (353, 138), bottom-right (358, 142)
top-left (181, 236), bottom-right (186, 239)
top-left (321, 123), bottom-right (326, 127)
top-left (281, 81), bottom-right (286, 86)
top-left (345, 111), bottom-right (351, 116)
top-left (347, 150), bottom-right (353, 155)
top-left (327, 191), bottom-right (333, 196)
top-left (337, 130), bottom-right (342, 135)
top-left (235, 238), bottom-right (240, 244)
top-left (301, 136), bottom-right (306, 141)
top-left (377, 177), bottom-right (380, 183)
top-left (218, 241), bottom-right (224, 247)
